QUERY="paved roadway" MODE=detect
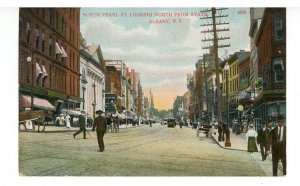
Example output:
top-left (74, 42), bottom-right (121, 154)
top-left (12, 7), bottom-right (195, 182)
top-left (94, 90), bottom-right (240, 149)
top-left (19, 123), bottom-right (270, 176)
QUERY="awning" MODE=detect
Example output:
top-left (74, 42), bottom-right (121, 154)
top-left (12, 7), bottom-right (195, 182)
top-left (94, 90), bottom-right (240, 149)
top-left (42, 65), bottom-right (48, 79)
top-left (61, 46), bottom-right (68, 58)
top-left (55, 42), bottom-right (63, 54)
top-left (61, 109), bottom-right (81, 116)
top-left (126, 110), bottom-right (137, 117)
top-left (20, 95), bottom-right (55, 111)
top-left (36, 63), bottom-right (43, 78)
top-left (116, 112), bottom-right (125, 119)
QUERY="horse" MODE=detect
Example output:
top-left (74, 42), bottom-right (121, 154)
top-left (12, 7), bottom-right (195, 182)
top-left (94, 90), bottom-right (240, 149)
top-left (19, 110), bottom-right (48, 132)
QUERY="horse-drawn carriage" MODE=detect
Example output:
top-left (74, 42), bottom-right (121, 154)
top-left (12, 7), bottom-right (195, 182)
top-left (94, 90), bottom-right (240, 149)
top-left (19, 110), bottom-right (49, 132)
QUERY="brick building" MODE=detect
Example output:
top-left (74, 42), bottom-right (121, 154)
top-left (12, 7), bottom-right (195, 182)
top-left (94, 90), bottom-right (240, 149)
top-left (19, 8), bottom-right (80, 114)
top-left (253, 8), bottom-right (286, 124)
top-left (105, 66), bottom-right (121, 113)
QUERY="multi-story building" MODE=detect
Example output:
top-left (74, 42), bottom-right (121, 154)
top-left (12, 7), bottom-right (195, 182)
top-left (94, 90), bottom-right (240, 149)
top-left (125, 68), bottom-right (137, 114)
top-left (183, 91), bottom-right (190, 123)
top-left (105, 60), bottom-right (127, 110)
top-left (194, 60), bottom-right (203, 123)
top-left (221, 50), bottom-right (250, 124)
top-left (187, 72), bottom-right (194, 122)
top-left (254, 8), bottom-right (286, 124)
top-left (105, 65), bottom-right (122, 114)
top-left (237, 56), bottom-right (251, 116)
top-left (19, 8), bottom-right (80, 114)
top-left (79, 43), bottom-right (106, 119)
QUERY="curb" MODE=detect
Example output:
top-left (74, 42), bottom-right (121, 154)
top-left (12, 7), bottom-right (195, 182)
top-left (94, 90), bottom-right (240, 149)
top-left (210, 135), bottom-right (247, 152)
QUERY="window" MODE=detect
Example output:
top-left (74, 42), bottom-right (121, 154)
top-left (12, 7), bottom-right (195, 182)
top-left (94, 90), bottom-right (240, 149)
top-left (275, 16), bottom-right (284, 40)
top-left (26, 22), bottom-right (30, 43)
top-left (35, 28), bottom-right (39, 49)
top-left (49, 9), bottom-right (53, 26)
top-left (61, 17), bottom-right (64, 34)
top-left (42, 9), bottom-right (45, 20)
top-left (41, 32), bottom-right (45, 52)
top-left (56, 12), bottom-right (59, 30)
top-left (48, 37), bottom-right (52, 56)
top-left (273, 58), bottom-right (285, 82)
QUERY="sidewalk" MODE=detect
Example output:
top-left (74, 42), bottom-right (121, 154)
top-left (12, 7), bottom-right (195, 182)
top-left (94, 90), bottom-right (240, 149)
top-left (209, 127), bottom-right (284, 176)
top-left (19, 123), bottom-right (144, 133)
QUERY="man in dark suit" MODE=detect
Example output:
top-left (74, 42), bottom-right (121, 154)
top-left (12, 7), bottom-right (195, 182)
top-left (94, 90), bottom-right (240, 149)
top-left (257, 124), bottom-right (270, 161)
top-left (73, 112), bottom-right (87, 139)
top-left (268, 114), bottom-right (286, 176)
top-left (92, 110), bottom-right (107, 152)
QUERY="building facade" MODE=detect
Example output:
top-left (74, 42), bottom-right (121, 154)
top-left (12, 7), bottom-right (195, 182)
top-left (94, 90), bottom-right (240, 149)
top-left (79, 44), bottom-right (106, 118)
top-left (19, 8), bottom-right (80, 114)
top-left (254, 8), bottom-right (286, 125)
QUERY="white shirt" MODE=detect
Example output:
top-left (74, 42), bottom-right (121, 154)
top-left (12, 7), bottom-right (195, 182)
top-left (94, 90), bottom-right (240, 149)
top-left (246, 129), bottom-right (258, 142)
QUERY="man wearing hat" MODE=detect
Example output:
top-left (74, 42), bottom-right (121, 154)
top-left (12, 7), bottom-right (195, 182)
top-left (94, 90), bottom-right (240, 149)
top-left (268, 114), bottom-right (286, 176)
top-left (73, 112), bottom-right (87, 139)
top-left (257, 123), bottom-right (270, 161)
top-left (92, 110), bottom-right (107, 152)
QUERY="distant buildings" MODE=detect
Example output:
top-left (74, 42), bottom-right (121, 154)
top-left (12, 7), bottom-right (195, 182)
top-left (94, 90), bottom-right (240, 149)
top-left (176, 8), bottom-right (286, 128)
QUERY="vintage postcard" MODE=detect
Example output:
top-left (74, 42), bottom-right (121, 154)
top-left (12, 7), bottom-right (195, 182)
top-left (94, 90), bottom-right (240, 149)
top-left (17, 7), bottom-right (287, 178)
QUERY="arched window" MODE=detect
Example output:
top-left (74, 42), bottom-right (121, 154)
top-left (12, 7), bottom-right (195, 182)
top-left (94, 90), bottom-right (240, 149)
top-left (35, 28), bottom-right (39, 49)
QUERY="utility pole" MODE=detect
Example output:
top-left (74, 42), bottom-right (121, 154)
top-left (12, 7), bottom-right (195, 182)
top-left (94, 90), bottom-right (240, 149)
top-left (200, 8), bottom-right (230, 138)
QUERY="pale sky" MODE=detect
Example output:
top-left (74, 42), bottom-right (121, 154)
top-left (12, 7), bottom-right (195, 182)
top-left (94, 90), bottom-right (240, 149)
top-left (80, 8), bottom-right (250, 110)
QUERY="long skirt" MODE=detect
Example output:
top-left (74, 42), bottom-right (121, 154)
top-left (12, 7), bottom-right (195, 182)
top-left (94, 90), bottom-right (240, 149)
top-left (247, 137), bottom-right (258, 152)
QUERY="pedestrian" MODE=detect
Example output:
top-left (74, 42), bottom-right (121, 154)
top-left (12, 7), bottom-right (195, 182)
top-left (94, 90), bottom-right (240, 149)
top-left (149, 119), bottom-right (152, 127)
top-left (257, 123), bottom-right (270, 161)
top-left (112, 114), bottom-right (117, 133)
top-left (218, 123), bottom-right (223, 141)
top-left (245, 124), bottom-right (258, 153)
top-left (92, 110), bottom-right (107, 152)
top-left (106, 114), bottom-right (112, 132)
top-left (222, 122), bottom-right (227, 141)
top-left (65, 113), bottom-right (71, 128)
top-left (267, 114), bottom-right (286, 176)
top-left (115, 116), bottom-right (120, 132)
top-left (73, 112), bottom-right (87, 139)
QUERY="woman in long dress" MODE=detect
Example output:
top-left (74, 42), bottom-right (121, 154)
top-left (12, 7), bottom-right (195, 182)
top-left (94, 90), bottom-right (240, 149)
top-left (65, 113), bottom-right (71, 128)
top-left (246, 124), bottom-right (258, 153)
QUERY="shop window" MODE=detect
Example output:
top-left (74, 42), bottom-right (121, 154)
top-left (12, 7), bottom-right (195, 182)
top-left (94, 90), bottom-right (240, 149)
top-left (274, 16), bottom-right (284, 40)
top-left (272, 58), bottom-right (285, 82)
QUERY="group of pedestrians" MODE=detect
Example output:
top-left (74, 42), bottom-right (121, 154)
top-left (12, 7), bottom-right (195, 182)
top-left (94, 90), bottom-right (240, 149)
top-left (245, 114), bottom-right (286, 176)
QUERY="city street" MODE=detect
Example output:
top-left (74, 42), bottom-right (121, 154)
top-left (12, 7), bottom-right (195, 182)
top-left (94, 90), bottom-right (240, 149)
top-left (19, 123), bottom-right (273, 176)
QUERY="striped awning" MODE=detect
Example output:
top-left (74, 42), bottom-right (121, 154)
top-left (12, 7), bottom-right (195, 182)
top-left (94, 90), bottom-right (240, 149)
top-left (20, 95), bottom-right (55, 111)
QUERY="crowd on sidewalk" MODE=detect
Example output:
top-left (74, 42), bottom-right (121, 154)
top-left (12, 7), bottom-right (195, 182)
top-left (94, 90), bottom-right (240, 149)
top-left (205, 114), bottom-right (286, 176)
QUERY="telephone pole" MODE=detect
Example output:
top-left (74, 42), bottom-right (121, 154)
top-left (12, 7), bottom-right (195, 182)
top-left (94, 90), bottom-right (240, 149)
top-left (200, 8), bottom-right (230, 136)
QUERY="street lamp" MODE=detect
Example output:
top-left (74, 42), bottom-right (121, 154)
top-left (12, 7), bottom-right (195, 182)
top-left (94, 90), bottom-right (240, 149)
top-left (92, 80), bottom-right (96, 120)
top-left (27, 52), bottom-right (34, 110)
top-left (224, 61), bottom-right (231, 147)
top-left (224, 62), bottom-right (230, 127)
